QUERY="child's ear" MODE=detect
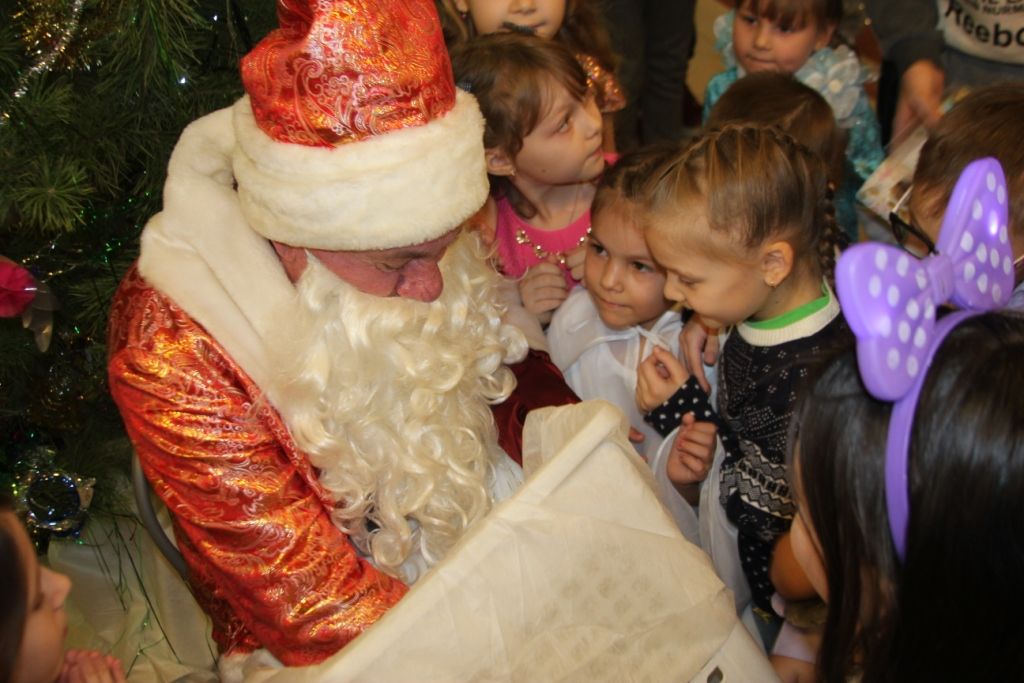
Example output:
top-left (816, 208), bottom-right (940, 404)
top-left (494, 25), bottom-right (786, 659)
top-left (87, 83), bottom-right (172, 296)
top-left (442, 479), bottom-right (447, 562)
top-left (759, 240), bottom-right (795, 288)
top-left (453, 0), bottom-right (469, 13)
top-left (815, 21), bottom-right (837, 50)
top-left (485, 148), bottom-right (516, 177)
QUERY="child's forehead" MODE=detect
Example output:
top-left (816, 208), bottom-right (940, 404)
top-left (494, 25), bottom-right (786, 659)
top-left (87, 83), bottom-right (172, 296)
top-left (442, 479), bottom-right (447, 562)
top-left (736, 0), bottom-right (817, 24)
top-left (595, 193), bottom-right (644, 225)
top-left (593, 199), bottom-right (647, 239)
top-left (647, 204), bottom-right (753, 263)
top-left (536, 72), bottom-right (586, 113)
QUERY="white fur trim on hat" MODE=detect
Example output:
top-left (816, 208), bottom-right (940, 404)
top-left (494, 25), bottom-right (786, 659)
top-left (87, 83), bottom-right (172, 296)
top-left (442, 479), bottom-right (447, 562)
top-left (232, 90), bottom-right (489, 251)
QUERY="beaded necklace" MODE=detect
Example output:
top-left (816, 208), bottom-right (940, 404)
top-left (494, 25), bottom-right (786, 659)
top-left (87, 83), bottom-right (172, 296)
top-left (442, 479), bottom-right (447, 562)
top-left (512, 181), bottom-right (592, 266)
top-left (514, 226), bottom-right (592, 266)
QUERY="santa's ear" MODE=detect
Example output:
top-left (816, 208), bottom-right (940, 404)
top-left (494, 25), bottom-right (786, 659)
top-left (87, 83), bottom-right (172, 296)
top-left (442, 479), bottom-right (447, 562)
top-left (485, 148), bottom-right (516, 177)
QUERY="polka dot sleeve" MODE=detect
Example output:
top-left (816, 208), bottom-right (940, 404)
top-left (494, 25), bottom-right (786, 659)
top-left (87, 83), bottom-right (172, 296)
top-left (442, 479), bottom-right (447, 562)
top-left (644, 377), bottom-right (718, 438)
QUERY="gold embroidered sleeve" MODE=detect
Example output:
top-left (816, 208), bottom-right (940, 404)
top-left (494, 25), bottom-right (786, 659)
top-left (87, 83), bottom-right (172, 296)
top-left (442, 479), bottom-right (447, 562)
top-left (108, 285), bottom-right (406, 665)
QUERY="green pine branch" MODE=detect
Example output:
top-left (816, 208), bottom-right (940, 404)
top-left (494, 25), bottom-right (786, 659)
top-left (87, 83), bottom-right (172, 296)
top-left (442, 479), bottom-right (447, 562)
top-left (0, 0), bottom-right (278, 510)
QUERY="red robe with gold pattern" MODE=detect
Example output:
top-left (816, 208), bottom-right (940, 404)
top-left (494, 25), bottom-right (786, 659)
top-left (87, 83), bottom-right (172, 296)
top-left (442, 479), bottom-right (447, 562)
top-left (108, 266), bottom-right (407, 664)
top-left (108, 265), bottom-right (576, 666)
top-left (107, 101), bottom-right (578, 666)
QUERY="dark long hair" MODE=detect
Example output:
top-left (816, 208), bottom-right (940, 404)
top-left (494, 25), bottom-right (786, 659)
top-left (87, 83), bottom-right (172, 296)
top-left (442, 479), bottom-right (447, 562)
top-left (733, 0), bottom-right (842, 32)
top-left (450, 33), bottom-right (589, 219)
top-left (0, 493), bottom-right (27, 683)
top-left (793, 313), bottom-right (1024, 682)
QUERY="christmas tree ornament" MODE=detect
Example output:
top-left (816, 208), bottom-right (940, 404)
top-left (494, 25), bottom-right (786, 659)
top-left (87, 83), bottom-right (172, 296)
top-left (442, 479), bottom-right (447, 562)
top-left (0, 255), bottom-right (60, 351)
top-left (0, 256), bottom-right (37, 317)
top-left (13, 441), bottom-right (95, 546)
top-left (2, 0), bottom-right (86, 123)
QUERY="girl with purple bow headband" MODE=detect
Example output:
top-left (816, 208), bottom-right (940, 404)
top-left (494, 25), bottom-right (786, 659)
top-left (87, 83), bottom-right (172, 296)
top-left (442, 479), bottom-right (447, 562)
top-left (899, 84), bottom-right (1024, 309)
top-left (790, 158), bottom-right (1024, 681)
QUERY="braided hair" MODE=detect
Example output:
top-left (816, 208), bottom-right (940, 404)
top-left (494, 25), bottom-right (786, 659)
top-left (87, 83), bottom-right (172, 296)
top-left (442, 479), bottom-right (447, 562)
top-left (591, 141), bottom-right (685, 217)
top-left (646, 123), bottom-right (844, 286)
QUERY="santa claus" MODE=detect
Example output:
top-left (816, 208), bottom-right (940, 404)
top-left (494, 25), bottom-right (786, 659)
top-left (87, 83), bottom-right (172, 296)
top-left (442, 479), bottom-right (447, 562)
top-left (107, 0), bottom-right (575, 672)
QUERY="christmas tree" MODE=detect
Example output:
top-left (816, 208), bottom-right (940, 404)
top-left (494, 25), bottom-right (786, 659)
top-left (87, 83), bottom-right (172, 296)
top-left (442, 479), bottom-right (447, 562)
top-left (0, 0), bottom-right (276, 519)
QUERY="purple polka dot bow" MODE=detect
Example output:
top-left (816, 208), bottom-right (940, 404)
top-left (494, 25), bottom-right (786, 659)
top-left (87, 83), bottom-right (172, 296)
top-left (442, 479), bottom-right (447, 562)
top-left (836, 157), bottom-right (1012, 560)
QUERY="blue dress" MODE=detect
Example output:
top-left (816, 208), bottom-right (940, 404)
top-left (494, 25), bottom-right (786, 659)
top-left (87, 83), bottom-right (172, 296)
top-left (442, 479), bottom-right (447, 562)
top-left (703, 11), bottom-right (885, 239)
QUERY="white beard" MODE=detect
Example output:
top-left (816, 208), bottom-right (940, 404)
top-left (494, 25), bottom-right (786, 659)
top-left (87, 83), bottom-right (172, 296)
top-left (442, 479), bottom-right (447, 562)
top-left (263, 232), bottom-right (527, 582)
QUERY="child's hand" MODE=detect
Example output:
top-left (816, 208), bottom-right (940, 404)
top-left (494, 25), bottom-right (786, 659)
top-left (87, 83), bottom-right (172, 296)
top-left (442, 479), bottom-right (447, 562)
top-left (627, 426), bottom-right (647, 462)
top-left (892, 59), bottom-right (945, 145)
top-left (563, 243), bottom-right (587, 284)
top-left (665, 412), bottom-right (718, 502)
top-left (627, 426), bottom-right (645, 445)
top-left (680, 315), bottom-right (719, 394)
top-left (59, 650), bottom-right (125, 683)
top-left (636, 345), bottom-right (688, 412)
top-left (518, 260), bottom-right (568, 321)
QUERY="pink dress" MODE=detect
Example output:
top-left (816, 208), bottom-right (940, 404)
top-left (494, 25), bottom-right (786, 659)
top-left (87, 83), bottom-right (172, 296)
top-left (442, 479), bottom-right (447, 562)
top-left (493, 154), bottom-right (617, 285)
top-left (493, 199), bottom-right (593, 286)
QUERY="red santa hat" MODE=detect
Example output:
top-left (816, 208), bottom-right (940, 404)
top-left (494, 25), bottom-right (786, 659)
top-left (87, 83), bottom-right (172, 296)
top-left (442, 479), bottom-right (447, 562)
top-left (231, 0), bottom-right (488, 251)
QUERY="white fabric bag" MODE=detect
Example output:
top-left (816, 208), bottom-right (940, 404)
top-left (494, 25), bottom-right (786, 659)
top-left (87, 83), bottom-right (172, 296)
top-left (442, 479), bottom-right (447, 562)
top-left (251, 400), bottom-right (775, 683)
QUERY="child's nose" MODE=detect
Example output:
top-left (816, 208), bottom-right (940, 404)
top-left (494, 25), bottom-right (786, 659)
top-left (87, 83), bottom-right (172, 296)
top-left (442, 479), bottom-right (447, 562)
top-left (663, 280), bottom-right (685, 304)
top-left (753, 22), bottom-right (771, 50)
top-left (600, 263), bottom-right (622, 291)
top-left (510, 0), bottom-right (536, 14)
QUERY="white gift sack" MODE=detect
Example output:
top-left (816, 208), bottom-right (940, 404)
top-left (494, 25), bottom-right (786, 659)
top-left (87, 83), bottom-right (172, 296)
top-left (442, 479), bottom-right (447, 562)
top-left (255, 400), bottom-right (775, 683)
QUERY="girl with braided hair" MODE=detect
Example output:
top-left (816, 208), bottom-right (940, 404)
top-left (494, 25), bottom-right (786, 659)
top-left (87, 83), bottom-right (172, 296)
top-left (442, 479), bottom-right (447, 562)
top-left (635, 124), bottom-right (850, 661)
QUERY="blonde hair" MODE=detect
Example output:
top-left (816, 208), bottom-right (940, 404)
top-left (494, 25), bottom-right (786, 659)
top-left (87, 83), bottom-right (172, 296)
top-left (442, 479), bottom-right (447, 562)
top-left (266, 232), bottom-right (526, 580)
top-left (646, 124), bottom-right (843, 283)
top-left (707, 71), bottom-right (847, 189)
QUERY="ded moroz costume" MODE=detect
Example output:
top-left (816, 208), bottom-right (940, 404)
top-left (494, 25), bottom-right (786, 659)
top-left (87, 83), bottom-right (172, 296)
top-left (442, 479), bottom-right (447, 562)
top-left (107, 0), bottom-right (576, 675)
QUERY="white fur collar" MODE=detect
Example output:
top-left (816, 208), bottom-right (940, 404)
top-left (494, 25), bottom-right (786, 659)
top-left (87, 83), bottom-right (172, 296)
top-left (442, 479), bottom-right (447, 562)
top-left (138, 105), bottom-right (299, 394)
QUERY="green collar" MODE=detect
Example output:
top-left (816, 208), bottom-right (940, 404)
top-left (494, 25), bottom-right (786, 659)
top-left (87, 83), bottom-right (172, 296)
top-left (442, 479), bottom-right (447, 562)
top-left (746, 284), bottom-right (830, 331)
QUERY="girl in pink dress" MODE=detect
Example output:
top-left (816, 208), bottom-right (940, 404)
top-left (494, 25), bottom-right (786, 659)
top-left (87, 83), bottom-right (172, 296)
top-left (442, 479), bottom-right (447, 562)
top-left (451, 33), bottom-right (614, 325)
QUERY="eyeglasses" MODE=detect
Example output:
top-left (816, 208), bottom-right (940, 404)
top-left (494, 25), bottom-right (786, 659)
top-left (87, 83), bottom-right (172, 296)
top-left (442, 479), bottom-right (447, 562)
top-left (888, 185), bottom-right (937, 256)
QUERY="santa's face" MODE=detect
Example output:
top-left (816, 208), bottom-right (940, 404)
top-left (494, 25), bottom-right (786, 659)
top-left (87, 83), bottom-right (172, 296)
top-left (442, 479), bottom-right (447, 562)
top-left (266, 232), bottom-right (525, 580)
top-left (274, 228), bottom-right (461, 302)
